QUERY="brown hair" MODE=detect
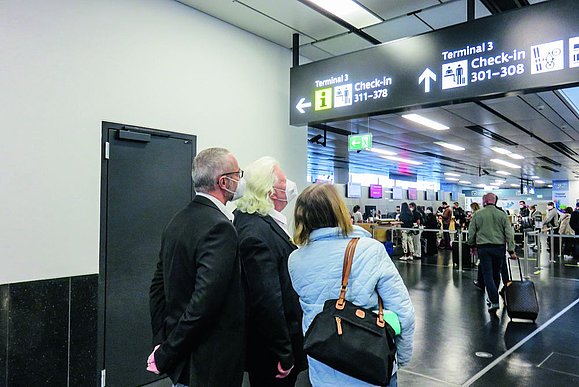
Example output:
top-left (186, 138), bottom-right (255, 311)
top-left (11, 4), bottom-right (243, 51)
top-left (293, 183), bottom-right (353, 246)
top-left (470, 202), bottom-right (480, 212)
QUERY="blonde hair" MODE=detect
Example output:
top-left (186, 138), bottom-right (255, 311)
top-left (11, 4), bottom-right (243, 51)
top-left (235, 156), bottom-right (280, 216)
top-left (293, 183), bottom-right (353, 246)
top-left (470, 202), bottom-right (480, 212)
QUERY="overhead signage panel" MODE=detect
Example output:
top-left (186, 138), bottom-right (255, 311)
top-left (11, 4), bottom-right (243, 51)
top-left (290, 0), bottom-right (579, 126)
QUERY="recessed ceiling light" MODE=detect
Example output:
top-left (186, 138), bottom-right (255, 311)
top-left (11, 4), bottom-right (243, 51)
top-left (434, 141), bottom-right (465, 151)
top-left (496, 170), bottom-right (511, 176)
top-left (446, 177), bottom-right (459, 181)
top-left (490, 182), bottom-right (501, 186)
top-left (510, 184), bottom-right (519, 187)
top-left (401, 114), bottom-right (450, 130)
top-left (491, 159), bottom-right (521, 168)
top-left (491, 146), bottom-right (511, 155)
top-left (547, 184), bottom-right (553, 187)
top-left (458, 180), bottom-right (471, 184)
top-left (370, 148), bottom-right (397, 156)
top-left (444, 172), bottom-right (461, 177)
top-left (531, 175), bottom-right (540, 179)
top-left (476, 184), bottom-right (485, 188)
top-left (535, 180), bottom-right (546, 184)
top-left (507, 153), bottom-right (524, 160)
top-left (305, 0), bottom-right (382, 29)
top-left (383, 156), bottom-right (422, 165)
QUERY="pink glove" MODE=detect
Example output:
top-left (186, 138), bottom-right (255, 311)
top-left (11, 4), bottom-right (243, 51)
top-left (275, 361), bottom-right (294, 379)
top-left (146, 345), bottom-right (161, 374)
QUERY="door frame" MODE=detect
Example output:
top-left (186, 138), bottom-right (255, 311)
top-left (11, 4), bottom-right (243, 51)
top-left (97, 121), bottom-right (196, 386)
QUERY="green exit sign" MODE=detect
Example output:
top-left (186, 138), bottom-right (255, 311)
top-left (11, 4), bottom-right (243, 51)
top-left (348, 134), bottom-right (372, 151)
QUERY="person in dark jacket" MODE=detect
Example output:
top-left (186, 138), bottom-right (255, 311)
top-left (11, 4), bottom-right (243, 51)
top-left (147, 148), bottom-right (246, 387)
top-left (233, 157), bottom-right (307, 386)
top-left (423, 206), bottom-right (439, 257)
top-left (571, 204), bottom-right (579, 259)
top-left (399, 202), bottom-right (415, 261)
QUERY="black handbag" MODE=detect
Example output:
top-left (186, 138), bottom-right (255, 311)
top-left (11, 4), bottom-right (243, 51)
top-left (303, 238), bottom-right (397, 386)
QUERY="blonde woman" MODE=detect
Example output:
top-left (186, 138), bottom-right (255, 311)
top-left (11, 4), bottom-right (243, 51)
top-left (288, 184), bottom-right (415, 387)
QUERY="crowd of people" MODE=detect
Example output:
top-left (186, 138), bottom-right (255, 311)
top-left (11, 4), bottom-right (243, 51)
top-left (146, 148), bottom-right (415, 387)
top-left (144, 147), bottom-right (578, 386)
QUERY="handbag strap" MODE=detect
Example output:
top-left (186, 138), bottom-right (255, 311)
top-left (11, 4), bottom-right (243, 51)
top-left (336, 238), bottom-right (385, 327)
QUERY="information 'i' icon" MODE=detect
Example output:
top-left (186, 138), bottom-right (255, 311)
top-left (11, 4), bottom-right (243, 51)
top-left (314, 88), bottom-right (332, 111)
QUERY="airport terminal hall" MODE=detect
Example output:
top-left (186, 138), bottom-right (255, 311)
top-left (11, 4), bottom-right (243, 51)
top-left (3, 0), bottom-right (579, 386)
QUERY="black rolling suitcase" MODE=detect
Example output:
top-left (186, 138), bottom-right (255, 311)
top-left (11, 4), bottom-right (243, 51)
top-left (504, 256), bottom-right (539, 322)
top-left (452, 242), bottom-right (472, 269)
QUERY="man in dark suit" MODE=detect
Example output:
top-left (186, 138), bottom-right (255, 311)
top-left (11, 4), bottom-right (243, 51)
top-left (147, 147), bottom-right (246, 387)
top-left (233, 157), bottom-right (306, 387)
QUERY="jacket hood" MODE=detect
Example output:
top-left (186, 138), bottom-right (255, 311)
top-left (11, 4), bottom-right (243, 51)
top-left (309, 225), bottom-right (371, 242)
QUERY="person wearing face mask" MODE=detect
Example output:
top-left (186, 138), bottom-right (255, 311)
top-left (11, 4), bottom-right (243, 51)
top-left (147, 148), bottom-right (246, 387)
top-left (468, 193), bottom-right (517, 314)
top-left (233, 157), bottom-right (306, 387)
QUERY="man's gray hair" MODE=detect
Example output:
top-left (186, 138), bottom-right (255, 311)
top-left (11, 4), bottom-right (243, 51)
top-left (192, 147), bottom-right (234, 193)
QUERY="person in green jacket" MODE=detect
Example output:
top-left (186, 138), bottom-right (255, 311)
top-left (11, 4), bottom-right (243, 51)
top-left (467, 193), bottom-right (517, 314)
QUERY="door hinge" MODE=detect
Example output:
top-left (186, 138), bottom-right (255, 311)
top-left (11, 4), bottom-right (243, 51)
top-left (104, 142), bottom-right (110, 160)
top-left (101, 369), bottom-right (106, 387)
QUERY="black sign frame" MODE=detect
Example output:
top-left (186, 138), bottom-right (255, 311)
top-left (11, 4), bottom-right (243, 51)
top-left (290, 0), bottom-right (579, 126)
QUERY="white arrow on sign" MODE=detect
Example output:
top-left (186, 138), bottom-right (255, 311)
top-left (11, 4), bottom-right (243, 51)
top-left (419, 68), bottom-right (437, 93)
top-left (351, 138), bottom-right (360, 146)
top-left (296, 97), bottom-right (312, 114)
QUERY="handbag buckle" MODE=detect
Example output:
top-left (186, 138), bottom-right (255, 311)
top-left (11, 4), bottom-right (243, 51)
top-left (376, 317), bottom-right (385, 328)
top-left (335, 299), bottom-right (345, 310)
top-left (355, 309), bottom-right (365, 319)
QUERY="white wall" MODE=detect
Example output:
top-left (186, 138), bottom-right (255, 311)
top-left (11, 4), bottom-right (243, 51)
top-left (0, 0), bottom-right (307, 284)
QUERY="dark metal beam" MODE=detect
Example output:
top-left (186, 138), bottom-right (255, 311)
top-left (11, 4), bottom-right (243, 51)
top-left (480, 0), bottom-right (531, 14)
top-left (292, 33), bottom-right (300, 68)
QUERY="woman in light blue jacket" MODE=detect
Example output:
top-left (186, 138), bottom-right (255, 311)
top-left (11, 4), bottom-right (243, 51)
top-left (288, 184), bottom-right (415, 387)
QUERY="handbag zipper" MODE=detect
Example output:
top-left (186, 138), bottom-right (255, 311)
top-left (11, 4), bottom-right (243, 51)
top-left (335, 317), bottom-right (343, 335)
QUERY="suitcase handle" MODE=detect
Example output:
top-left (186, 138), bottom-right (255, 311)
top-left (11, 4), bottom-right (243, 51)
top-left (506, 254), bottom-right (523, 281)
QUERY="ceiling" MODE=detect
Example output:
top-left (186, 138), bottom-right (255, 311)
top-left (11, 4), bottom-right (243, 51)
top-left (177, 0), bottom-right (579, 188)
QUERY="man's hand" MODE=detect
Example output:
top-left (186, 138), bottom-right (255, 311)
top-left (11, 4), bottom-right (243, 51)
top-left (275, 361), bottom-right (294, 379)
top-left (509, 251), bottom-right (518, 260)
top-left (146, 345), bottom-right (161, 375)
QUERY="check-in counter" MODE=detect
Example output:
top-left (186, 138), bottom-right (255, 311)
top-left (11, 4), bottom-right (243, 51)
top-left (357, 222), bottom-right (402, 242)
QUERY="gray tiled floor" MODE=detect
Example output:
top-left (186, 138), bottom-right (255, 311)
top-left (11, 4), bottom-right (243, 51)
top-left (144, 250), bottom-right (579, 387)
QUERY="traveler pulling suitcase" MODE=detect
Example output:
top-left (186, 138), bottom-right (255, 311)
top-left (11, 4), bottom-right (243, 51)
top-left (504, 256), bottom-right (539, 322)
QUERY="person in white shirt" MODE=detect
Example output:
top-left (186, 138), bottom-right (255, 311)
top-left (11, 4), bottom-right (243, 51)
top-left (352, 205), bottom-right (364, 223)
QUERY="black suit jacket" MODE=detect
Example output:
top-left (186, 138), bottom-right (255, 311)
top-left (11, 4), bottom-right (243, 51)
top-left (149, 195), bottom-right (245, 386)
top-left (233, 210), bottom-right (307, 373)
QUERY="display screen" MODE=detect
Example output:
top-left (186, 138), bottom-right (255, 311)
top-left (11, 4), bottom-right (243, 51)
top-left (369, 184), bottom-right (383, 198)
top-left (290, 0), bottom-right (579, 126)
top-left (392, 187), bottom-right (403, 200)
top-left (346, 182), bottom-right (362, 198)
top-left (408, 188), bottom-right (418, 200)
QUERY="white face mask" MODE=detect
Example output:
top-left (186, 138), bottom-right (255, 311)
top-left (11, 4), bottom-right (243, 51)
top-left (223, 176), bottom-right (246, 201)
top-left (547, 205), bottom-right (553, 210)
top-left (425, 209), bottom-right (432, 214)
top-left (273, 179), bottom-right (298, 203)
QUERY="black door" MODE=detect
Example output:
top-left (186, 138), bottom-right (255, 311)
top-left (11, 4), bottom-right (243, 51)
top-left (99, 122), bottom-right (195, 386)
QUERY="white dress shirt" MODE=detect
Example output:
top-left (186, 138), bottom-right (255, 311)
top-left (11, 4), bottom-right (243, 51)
top-left (196, 192), bottom-right (234, 222)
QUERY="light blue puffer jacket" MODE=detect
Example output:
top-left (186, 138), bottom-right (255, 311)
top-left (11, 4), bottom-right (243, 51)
top-left (288, 226), bottom-right (415, 387)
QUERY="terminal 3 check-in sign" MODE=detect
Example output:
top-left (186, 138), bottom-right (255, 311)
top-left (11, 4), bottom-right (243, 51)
top-left (290, 0), bottom-right (579, 126)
